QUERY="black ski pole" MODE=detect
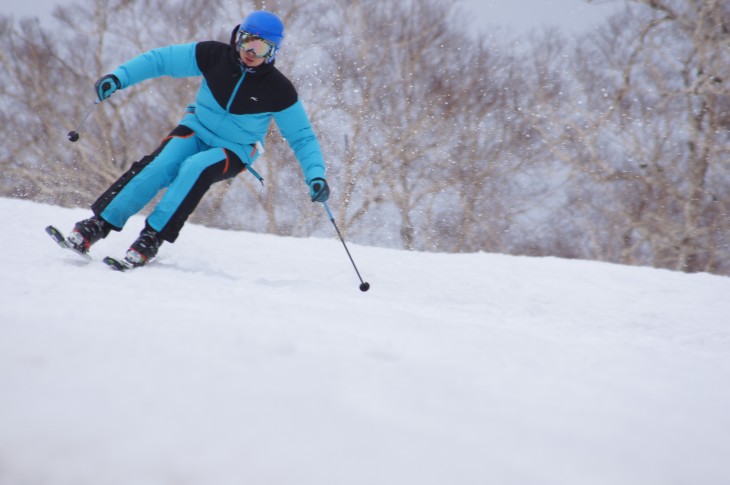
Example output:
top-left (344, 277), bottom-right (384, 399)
top-left (68, 100), bottom-right (99, 142)
top-left (323, 201), bottom-right (370, 292)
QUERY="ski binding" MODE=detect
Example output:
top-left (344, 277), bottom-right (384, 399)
top-left (45, 225), bottom-right (92, 260)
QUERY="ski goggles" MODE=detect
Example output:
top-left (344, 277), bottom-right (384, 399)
top-left (236, 31), bottom-right (276, 58)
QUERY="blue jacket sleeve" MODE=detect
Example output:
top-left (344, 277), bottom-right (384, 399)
top-left (111, 43), bottom-right (201, 88)
top-left (273, 100), bottom-right (326, 184)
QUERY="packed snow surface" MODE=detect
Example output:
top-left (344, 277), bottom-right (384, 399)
top-left (1, 197), bottom-right (729, 485)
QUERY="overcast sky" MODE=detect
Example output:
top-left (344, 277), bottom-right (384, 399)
top-left (459, 0), bottom-right (621, 33)
top-left (7, 0), bottom-right (622, 33)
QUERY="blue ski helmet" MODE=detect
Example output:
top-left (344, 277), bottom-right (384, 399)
top-left (240, 11), bottom-right (284, 49)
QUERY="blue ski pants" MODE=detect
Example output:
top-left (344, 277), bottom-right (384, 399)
top-left (91, 125), bottom-right (252, 242)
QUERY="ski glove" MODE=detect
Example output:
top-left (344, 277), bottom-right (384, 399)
top-left (309, 178), bottom-right (330, 202)
top-left (95, 74), bottom-right (121, 101)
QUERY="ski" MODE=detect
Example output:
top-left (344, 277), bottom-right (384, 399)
top-left (102, 256), bottom-right (134, 272)
top-left (102, 255), bottom-right (155, 272)
top-left (45, 225), bottom-right (92, 261)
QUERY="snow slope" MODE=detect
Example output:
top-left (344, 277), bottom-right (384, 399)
top-left (1, 197), bottom-right (729, 485)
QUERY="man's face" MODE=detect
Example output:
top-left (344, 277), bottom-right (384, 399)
top-left (237, 33), bottom-right (274, 68)
top-left (240, 49), bottom-right (266, 67)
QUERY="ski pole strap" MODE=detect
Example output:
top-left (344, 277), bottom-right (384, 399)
top-left (244, 164), bottom-right (264, 186)
top-left (243, 142), bottom-right (265, 186)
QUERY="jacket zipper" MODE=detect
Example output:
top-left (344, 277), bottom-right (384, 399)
top-left (226, 71), bottom-right (246, 112)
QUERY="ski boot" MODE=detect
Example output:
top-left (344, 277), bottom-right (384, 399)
top-left (124, 226), bottom-right (162, 267)
top-left (67, 216), bottom-right (112, 254)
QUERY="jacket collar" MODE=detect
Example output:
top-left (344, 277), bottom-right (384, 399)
top-left (241, 61), bottom-right (274, 76)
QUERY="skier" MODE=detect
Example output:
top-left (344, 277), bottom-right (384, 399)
top-left (63, 10), bottom-right (330, 267)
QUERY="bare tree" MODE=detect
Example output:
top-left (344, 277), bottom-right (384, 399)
top-left (283, 0), bottom-right (547, 252)
top-left (534, 0), bottom-right (730, 274)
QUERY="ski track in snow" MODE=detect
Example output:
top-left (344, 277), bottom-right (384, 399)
top-left (1, 197), bottom-right (729, 485)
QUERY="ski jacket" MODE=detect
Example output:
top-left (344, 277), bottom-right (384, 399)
top-left (110, 41), bottom-right (325, 184)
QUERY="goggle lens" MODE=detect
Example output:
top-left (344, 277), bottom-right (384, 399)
top-left (237, 32), bottom-right (275, 58)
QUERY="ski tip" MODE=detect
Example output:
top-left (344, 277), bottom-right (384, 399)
top-left (45, 225), bottom-right (64, 243)
top-left (103, 256), bottom-right (132, 272)
top-left (103, 256), bottom-right (127, 271)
